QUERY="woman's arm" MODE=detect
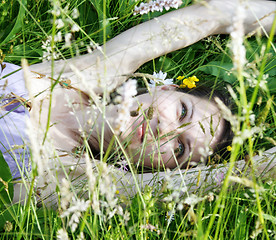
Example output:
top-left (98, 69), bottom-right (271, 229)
top-left (116, 147), bottom-right (276, 198)
top-left (13, 147), bottom-right (276, 206)
top-left (29, 0), bottom-right (276, 95)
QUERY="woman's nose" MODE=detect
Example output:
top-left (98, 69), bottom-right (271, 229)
top-left (148, 113), bottom-right (178, 140)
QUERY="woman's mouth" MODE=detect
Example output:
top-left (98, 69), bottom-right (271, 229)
top-left (137, 118), bottom-right (145, 143)
top-left (141, 122), bottom-right (145, 142)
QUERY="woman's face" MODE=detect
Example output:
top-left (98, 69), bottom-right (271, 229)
top-left (120, 86), bottom-right (225, 168)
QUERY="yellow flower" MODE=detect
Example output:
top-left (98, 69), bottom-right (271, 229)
top-left (176, 76), bottom-right (185, 81)
top-left (178, 75), bottom-right (199, 89)
top-left (227, 145), bottom-right (232, 151)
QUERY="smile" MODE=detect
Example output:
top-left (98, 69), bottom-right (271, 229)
top-left (137, 117), bottom-right (145, 143)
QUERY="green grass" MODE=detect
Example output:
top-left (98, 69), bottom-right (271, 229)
top-left (0, 0), bottom-right (276, 239)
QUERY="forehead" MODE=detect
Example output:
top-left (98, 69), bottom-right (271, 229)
top-left (137, 89), bottom-right (219, 111)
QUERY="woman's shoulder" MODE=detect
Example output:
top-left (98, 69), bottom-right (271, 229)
top-left (0, 62), bottom-right (28, 98)
top-left (0, 62), bottom-right (31, 179)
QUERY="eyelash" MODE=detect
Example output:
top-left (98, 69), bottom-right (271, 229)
top-left (180, 102), bottom-right (187, 121)
top-left (175, 140), bottom-right (184, 158)
top-left (175, 102), bottom-right (187, 158)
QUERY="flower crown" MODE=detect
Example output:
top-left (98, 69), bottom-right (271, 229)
top-left (149, 70), bottom-right (199, 89)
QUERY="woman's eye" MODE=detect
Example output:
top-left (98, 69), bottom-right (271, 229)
top-left (174, 140), bottom-right (184, 158)
top-left (180, 102), bottom-right (187, 121)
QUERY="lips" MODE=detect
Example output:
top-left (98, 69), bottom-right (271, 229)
top-left (140, 122), bottom-right (145, 142)
top-left (137, 117), bottom-right (145, 143)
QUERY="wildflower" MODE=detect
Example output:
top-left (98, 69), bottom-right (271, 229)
top-left (227, 145), bottom-right (232, 151)
top-left (250, 219), bottom-right (263, 239)
top-left (51, 8), bottom-right (61, 17)
top-left (64, 33), bottom-right (72, 48)
top-left (54, 31), bottom-right (63, 42)
top-left (89, 41), bottom-right (102, 51)
top-left (184, 194), bottom-right (205, 207)
top-left (60, 197), bottom-right (90, 232)
top-left (57, 228), bottom-right (70, 240)
top-left (134, 2), bottom-right (148, 15)
top-left (71, 8), bottom-right (80, 19)
top-left (228, 1), bottom-right (247, 71)
top-left (25, 119), bottom-right (52, 175)
top-left (141, 223), bottom-right (161, 234)
top-left (60, 178), bottom-right (73, 210)
top-left (249, 112), bottom-right (256, 126)
top-left (233, 126), bottom-right (263, 145)
top-left (207, 192), bottom-right (215, 202)
top-left (229, 176), bottom-right (264, 191)
top-left (77, 232), bottom-right (85, 240)
top-left (4, 221), bottom-right (13, 232)
top-left (148, 70), bottom-right (174, 87)
top-left (45, 2), bottom-right (81, 54)
top-left (55, 18), bottom-right (65, 29)
top-left (166, 210), bottom-right (175, 224)
top-left (115, 79), bottom-right (137, 134)
top-left (244, 61), bottom-right (269, 90)
top-left (122, 210), bottom-right (130, 224)
top-left (118, 159), bottom-right (129, 172)
top-left (198, 145), bottom-right (213, 163)
top-left (71, 24), bottom-right (80, 33)
top-left (41, 36), bottom-right (60, 61)
top-left (85, 161), bottom-right (128, 222)
top-left (84, 154), bottom-right (97, 193)
top-left (178, 75), bottom-right (199, 88)
top-left (134, 0), bottom-right (182, 15)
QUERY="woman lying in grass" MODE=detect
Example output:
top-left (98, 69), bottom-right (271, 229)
top-left (0, 0), bottom-right (275, 205)
top-left (1, 62), bottom-right (231, 172)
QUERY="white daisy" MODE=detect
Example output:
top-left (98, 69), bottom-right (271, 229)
top-left (149, 70), bottom-right (174, 87)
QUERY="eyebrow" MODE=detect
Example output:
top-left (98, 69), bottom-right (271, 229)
top-left (183, 98), bottom-right (194, 122)
top-left (189, 105), bottom-right (194, 122)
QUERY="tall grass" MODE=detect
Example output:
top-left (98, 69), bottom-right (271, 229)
top-left (0, 0), bottom-right (275, 239)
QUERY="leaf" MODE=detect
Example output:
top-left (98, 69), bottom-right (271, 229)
top-left (88, 0), bottom-right (112, 42)
top-left (0, 151), bottom-right (14, 208)
top-left (0, 204), bottom-right (21, 231)
top-left (0, 0), bottom-right (27, 47)
top-left (5, 44), bottom-right (42, 62)
top-left (234, 207), bottom-right (248, 240)
top-left (199, 61), bottom-right (237, 84)
top-left (251, 211), bottom-right (276, 224)
top-left (118, 0), bottom-right (136, 17)
top-left (156, 57), bottom-right (176, 73)
top-left (256, 96), bottom-right (273, 126)
top-left (264, 55), bottom-right (276, 77)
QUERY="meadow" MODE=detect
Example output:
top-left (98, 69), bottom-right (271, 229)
top-left (0, 0), bottom-right (275, 239)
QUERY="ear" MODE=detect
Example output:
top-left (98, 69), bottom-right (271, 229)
top-left (160, 84), bottom-right (179, 91)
